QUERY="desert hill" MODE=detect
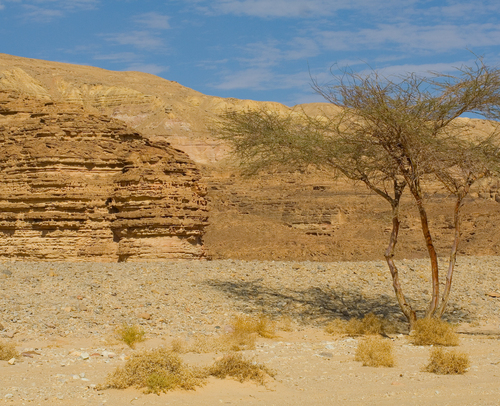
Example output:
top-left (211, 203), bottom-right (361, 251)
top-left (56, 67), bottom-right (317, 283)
top-left (0, 53), bottom-right (499, 262)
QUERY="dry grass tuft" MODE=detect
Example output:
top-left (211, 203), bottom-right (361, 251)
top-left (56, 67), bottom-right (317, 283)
top-left (0, 341), bottom-right (18, 361)
top-left (184, 314), bottom-right (277, 354)
top-left (116, 323), bottom-right (146, 349)
top-left (99, 348), bottom-right (205, 394)
top-left (232, 314), bottom-right (276, 339)
top-left (410, 318), bottom-right (459, 346)
top-left (277, 315), bottom-right (294, 332)
top-left (208, 353), bottom-right (275, 385)
top-left (424, 347), bottom-right (470, 374)
top-left (355, 336), bottom-right (395, 367)
top-left (326, 313), bottom-right (389, 337)
top-left (170, 338), bottom-right (187, 354)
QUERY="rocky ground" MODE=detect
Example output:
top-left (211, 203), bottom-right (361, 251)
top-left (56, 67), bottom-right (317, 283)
top-left (0, 257), bottom-right (499, 405)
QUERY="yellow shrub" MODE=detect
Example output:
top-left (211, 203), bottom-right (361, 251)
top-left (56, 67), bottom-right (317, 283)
top-left (424, 348), bottom-right (469, 374)
top-left (355, 336), bottom-right (395, 367)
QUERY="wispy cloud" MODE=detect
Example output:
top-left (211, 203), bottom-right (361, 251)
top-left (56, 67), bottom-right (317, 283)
top-left (133, 12), bottom-right (171, 30)
top-left (124, 62), bottom-right (169, 75)
top-left (22, 5), bottom-right (63, 21)
top-left (237, 38), bottom-right (319, 68)
top-left (318, 23), bottom-right (500, 53)
top-left (102, 31), bottom-right (166, 51)
top-left (93, 52), bottom-right (139, 63)
top-left (193, 0), bottom-right (415, 18)
top-left (213, 67), bottom-right (311, 90)
top-left (1, 0), bottom-right (99, 21)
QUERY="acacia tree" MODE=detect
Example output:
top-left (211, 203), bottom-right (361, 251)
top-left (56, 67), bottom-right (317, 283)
top-left (216, 60), bottom-right (500, 329)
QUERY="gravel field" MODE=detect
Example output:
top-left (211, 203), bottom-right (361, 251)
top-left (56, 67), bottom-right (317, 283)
top-left (0, 257), bottom-right (499, 405)
top-left (1, 257), bottom-right (500, 339)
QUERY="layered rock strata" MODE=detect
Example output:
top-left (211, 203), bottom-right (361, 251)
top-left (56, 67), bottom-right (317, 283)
top-left (0, 91), bottom-right (208, 261)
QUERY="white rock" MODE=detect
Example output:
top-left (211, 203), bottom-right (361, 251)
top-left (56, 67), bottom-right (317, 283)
top-left (7, 358), bottom-right (15, 365)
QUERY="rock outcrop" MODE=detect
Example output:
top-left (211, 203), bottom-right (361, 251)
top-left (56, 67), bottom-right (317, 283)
top-left (0, 91), bottom-right (208, 261)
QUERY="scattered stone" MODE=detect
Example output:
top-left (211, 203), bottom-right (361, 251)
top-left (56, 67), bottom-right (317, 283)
top-left (138, 312), bottom-right (151, 320)
top-left (80, 352), bottom-right (90, 360)
top-left (4, 330), bottom-right (15, 338)
top-left (318, 352), bottom-right (333, 358)
top-left (7, 358), bottom-right (15, 365)
top-left (1, 268), bottom-right (12, 277)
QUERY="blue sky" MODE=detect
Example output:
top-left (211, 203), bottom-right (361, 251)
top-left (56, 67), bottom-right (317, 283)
top-left (1, 0), bottom-right (499, 106)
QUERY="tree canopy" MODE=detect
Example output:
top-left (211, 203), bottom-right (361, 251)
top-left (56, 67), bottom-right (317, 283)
top-left (215, 59), bottom-right (500, 329)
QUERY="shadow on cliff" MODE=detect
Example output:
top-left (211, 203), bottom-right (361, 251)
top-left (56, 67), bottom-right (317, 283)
top-left (203, 279), bottom-right (472, 329)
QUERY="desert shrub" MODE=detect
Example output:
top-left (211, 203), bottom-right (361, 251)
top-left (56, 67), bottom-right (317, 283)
top-left (326, 313), bottom-right (389, 337)
top-left (208, 353), bottom-right (275, 385)
top-left (170, 338), bottom-right (187, 354)
top-left (116, 323), bottom-right (146, 349)
top-left (410, 318), bottom-right (459, 346)
top-left (232, 314), bottom-right (276, 339)
top-left (355, 336), bottom-right (395, 367)
top-left (99, 348), bottom-right (205, 394)
top-left (0, 341), bottom-right (18, 361)
top-left (186, 314), bottom-right (276, 354)
top-left (277, 315), bottom-right (294, 332)
top-left (424, 347), bottom-right (469, 374)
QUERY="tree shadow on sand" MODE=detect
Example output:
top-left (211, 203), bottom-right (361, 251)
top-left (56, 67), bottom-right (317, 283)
top-left (204, 278), bottom-right (473, 331)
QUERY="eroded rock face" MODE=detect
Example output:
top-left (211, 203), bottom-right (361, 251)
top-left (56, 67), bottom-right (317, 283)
top-left (0, 91), bottom-right (208, 261)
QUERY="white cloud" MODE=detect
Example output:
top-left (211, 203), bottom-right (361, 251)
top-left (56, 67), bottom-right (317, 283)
top-left (102, 31), bottom-right (165, 50)
top-left (133, 12), bottom-right (171, 30)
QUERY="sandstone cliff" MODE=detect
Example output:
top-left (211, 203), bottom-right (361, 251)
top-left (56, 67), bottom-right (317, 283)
top-left (0, 53), bottom-right (498, 262)
top-left (0, 90), bottom-right (208, 261)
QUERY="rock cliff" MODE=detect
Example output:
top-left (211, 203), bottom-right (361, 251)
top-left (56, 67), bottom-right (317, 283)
top-left (0, 91), bottom-right (208, 261)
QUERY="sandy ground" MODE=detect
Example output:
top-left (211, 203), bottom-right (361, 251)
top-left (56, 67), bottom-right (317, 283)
top-left (1, 329), bottom-right (500, 406)
top-left (1, 258), bottom-right (499, 405)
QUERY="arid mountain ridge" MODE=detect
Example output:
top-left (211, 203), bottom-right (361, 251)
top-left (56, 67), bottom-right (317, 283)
top-left (1, 53), bottom-right (499, 262)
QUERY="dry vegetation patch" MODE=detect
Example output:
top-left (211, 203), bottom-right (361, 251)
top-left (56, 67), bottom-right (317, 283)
top-left (424, 347), bottom-right (470, 375)
top-left (0, 341), bottom-right (18, 360)
top-left (115, 323), bottom-right (146, 349)
top-left (355, 336), bottom-right (395, 367)
top-left (208, 353), bottom-right (275, 385)
top-left (172, 314), bottom-right (276, 354)
top-left (410, 318), bottom-right (459, 346)
top-left (99, 348), bottom-right (205, 394)
top-left (325, 313), bottom-right (390, 337)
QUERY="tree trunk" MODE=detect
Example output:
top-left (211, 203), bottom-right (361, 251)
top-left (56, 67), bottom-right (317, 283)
top-left (406, 179), bottom-right (440, 318)
top-left (436, 189), bottom-right (467, 317)
top-left (383, 181), bottom-right (417, 329)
